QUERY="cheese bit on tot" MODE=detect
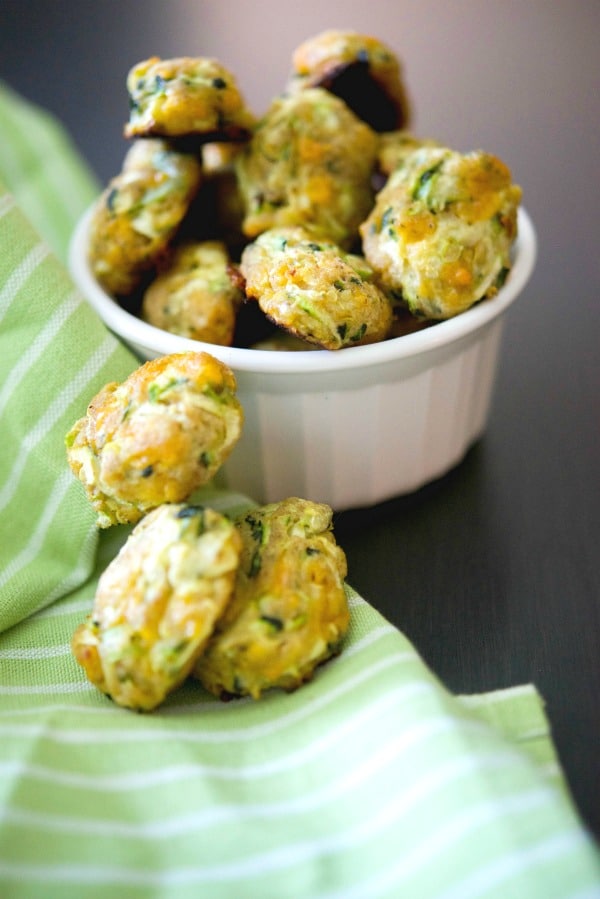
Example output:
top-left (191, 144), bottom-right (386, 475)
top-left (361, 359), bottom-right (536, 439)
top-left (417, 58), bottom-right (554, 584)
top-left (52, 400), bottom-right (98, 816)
top-left (72, 503), bottom-right (242, 711)
top-left (65, 351), bottom-right (244, 528)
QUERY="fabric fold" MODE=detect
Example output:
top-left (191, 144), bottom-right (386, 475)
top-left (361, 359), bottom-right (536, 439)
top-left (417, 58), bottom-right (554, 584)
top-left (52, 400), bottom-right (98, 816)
top-left (0, 178), bottom-right (137, 632)
top-left (1, 574), bottom-right (598, 898)
top-left (0, 81), bottom-right (99, 263)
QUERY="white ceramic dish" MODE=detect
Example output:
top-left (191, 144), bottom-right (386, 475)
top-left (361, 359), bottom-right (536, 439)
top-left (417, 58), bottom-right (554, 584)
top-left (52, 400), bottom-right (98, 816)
top-left (69, 206), bottom-right (536, 510)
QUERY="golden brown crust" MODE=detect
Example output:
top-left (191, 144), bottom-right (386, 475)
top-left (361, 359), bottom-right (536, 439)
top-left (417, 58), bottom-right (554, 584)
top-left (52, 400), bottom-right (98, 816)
top-left (65, 352), bottom-right (244, 527)
top-left (240, 226), bottom-right (392, 349)
top-left (288, 29), bottom-right (411, 132)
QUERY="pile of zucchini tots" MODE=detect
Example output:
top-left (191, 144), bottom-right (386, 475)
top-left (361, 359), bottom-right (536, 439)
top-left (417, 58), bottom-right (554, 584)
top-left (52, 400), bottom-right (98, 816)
top-left (67, 351), bottom-right (349, 711)
top-left (70, 30), bottom-right (523, 712)
top-left (88, 29), bottom-right (522, 352)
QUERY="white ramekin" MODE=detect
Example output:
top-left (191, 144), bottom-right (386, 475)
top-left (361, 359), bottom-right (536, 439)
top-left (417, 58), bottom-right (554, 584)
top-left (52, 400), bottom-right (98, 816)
top-left (69, 206), bottom-right (536, 510)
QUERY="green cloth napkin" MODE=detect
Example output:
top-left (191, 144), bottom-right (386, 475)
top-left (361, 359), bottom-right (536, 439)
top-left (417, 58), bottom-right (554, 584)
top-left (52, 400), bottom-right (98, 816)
top-left (1, 83), bottom-right (599, 899)
top-left (0, 82), bottom-right (99, 265)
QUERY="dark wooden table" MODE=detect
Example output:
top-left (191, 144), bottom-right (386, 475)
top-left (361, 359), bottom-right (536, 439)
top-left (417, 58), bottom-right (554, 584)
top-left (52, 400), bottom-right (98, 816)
top-left (2, 0), bottom-right (598, 838)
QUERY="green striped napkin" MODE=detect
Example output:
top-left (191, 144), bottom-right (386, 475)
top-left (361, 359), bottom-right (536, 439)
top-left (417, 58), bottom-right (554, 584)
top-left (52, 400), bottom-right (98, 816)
top-left (1, 82), bottom-right (599, 898)
top-left (0, 81), bottom-right (99, 265)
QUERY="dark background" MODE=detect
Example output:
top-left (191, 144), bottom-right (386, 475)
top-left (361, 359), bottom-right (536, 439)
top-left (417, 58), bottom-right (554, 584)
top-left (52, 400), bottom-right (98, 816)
top-left (1, 0), bottom-right (598, 836)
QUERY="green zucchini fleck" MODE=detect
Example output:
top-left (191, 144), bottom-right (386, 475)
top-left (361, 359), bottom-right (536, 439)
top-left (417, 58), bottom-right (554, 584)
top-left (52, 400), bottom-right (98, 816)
top-left (244, 514), bottom-right (264, 544)
top-left (495, 266), bottom-right (510, 289)
top-left (381, 206), bottom-right (394, 230)
top-left (175, 505), bottom-right (206, 538)
top-left (148, 377), bottom-right (188, 402)
top-left (202, 383), bottom-right (230, 405)
top-left (350, 323), bottom-right (367, 342)
top-left (412, 161), bottom-right (444, 205)
top-left (260, 614), bottom-right (284, 632)
top-left (248, 549), bottom-right (262, 578)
